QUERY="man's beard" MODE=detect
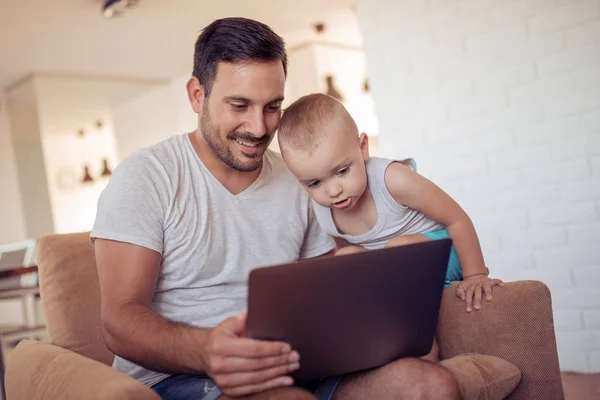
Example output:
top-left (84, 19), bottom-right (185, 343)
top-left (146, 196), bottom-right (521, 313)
top-left (200, 105), bottom-right (271, 172)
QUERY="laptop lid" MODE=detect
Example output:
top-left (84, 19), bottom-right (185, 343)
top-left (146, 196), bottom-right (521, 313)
top-left (245, 238), bottom-right (452, 382)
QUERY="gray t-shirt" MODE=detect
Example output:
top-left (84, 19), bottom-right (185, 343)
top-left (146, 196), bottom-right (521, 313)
top-left (90, 133), bottom-right (335, 387)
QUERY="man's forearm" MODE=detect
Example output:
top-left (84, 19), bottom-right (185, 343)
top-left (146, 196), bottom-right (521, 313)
top-left (103, 303), bottom-right (209, 374)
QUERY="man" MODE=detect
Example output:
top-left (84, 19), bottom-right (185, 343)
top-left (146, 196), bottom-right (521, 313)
top-left (92, 17), bottom-right (460, 400)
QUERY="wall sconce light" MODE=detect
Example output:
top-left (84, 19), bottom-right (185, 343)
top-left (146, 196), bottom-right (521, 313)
top-left (325, 74), bottom-right (344, 102)
top-left (313, 22), bottom-right (326, 34)
top-left (82, 165), bottom-right (94, 183)
top-left (77, 121), bottom-right (113, 184)
top-left (101, 158), bottom-right (113, 177)
top-left (81, 159), bottom-right (112, 183)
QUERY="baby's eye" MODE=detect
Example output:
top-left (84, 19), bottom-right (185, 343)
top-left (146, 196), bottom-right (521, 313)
top-left (337, 167), bottom-right (350, 175)
top-left (307, 181), bottom-right (321, 188)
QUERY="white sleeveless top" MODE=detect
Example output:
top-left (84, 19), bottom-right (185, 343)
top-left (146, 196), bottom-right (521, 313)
top-left (312, 157), bottom-right (443, 250)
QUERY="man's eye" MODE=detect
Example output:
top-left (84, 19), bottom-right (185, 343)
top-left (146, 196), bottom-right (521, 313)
top-left (266, 105), bottom-right (281, 112)
top-left (232, 104), bottom-right (247, 110)
top-left (307, 181), bottom-right (321, 188)
top-left (337, 167), bottom-right (350, 175)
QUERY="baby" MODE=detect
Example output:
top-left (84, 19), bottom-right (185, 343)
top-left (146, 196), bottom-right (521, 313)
top-left (277, 93), bottom-right (503, 361)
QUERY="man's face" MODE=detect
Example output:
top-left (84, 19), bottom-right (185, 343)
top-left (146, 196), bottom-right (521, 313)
top-left (199, 61), bottom-right (285, 172)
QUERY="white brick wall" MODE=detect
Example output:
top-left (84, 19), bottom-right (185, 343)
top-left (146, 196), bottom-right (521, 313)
top-left (567, 20), bottom-right (600, 46)
top-left (529, 0), bottom-right (599, 36)
top-left (585, 311), bottom-right (600, 328)
top-left (357, 0), bottom-right (600, 372)
top-left (555, 309), bottom-right (584, 331)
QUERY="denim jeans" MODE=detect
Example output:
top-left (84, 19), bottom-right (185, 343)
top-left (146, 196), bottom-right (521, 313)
top-left (152, 373), bottom-right (343, 400)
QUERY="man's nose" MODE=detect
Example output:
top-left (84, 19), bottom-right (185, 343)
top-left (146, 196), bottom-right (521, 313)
top-left (246, 109), bottom-right (267, 138)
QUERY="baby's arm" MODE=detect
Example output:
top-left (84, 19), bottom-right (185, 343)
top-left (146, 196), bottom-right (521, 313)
top-left (384, 162), bottom-right (503, 311)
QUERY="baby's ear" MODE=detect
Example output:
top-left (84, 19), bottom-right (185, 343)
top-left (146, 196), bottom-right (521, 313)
top-left (359, 132), bottom-right (370, 161)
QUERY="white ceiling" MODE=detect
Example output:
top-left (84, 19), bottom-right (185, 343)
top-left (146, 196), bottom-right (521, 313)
top-left (0, 0), bottom-right (359, 90)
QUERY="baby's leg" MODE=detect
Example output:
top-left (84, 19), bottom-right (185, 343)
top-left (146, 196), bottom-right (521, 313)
top-left (335, 245), bottom-right (367, 256)
top-left (385, 234), bottom-right (432, 248)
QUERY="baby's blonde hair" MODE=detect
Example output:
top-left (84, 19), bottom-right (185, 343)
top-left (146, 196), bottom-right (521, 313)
top-left (278, 93), bottom-right (358, 151)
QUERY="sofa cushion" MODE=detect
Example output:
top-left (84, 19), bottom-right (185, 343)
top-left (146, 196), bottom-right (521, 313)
top-left (440, 353), bottom-right (522, 400)
top-left (37, 232), bottom-right (114, 365)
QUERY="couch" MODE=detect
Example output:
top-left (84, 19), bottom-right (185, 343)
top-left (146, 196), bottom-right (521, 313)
top-left (4, 232), bottom-right (565, 399)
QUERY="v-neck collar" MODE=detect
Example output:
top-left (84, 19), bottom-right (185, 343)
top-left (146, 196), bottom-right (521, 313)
top-left (184, 134), bottom-right (270, 199)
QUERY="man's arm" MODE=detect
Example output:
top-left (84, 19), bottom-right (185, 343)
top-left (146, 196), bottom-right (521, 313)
top-left (95, 238), bottom-right (207, 373)
top-left (96, 239), bottom-right (298, 396)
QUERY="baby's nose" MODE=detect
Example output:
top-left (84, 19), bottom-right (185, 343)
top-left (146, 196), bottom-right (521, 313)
top-left (327, 184), bottom-right (343, 198)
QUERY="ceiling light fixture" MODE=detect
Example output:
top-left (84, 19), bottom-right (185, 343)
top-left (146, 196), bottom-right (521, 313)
top-left (102, 0), bottom-right (140, 19)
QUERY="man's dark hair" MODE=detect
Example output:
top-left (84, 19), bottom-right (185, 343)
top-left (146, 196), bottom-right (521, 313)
top-left (193, 17), bottom-right (288, 96)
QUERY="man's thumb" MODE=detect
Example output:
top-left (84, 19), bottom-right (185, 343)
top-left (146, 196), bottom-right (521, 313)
top-left (220, 313), bottom-right (247, 337)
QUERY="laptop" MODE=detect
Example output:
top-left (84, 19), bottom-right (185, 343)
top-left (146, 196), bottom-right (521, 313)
top-left (245, 238), bottom-right (452, 382)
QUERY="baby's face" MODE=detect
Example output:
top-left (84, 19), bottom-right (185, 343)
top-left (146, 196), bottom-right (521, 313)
top-left (283, 130), bottom-right (369, 210)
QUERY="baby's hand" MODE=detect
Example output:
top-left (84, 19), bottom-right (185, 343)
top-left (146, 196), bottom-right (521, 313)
top-left (456, 275), bottom-right (504, 312)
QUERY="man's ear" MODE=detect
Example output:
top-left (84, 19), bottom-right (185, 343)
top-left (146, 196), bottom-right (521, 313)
top-left (359, 132), bottom-right (370, 161)
top-left (186, 77), bottom-right (205, 114)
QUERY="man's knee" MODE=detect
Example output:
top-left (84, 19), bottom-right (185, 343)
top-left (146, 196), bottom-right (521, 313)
top-left (415, 361), bottom-right (460, 399)
top-left (391, 359), bottom-right (460, 399)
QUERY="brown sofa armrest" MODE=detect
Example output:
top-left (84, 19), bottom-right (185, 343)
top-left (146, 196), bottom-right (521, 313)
top-left (437, 280), bottom-right (565, 400)
top-left (5, 339), bottom-right (161, 400)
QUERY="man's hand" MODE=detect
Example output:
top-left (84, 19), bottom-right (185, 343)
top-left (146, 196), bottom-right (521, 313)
top-left (201, 313), bottom-right (300, 397)
top-left (456, 275), bottom-right (504, 312)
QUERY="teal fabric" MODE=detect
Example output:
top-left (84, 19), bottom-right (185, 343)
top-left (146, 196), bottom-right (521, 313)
top-left (422, 228), bottom-right (463, 287)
